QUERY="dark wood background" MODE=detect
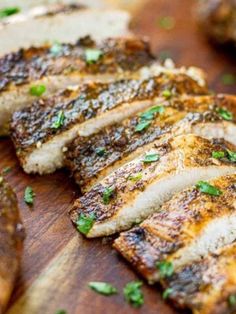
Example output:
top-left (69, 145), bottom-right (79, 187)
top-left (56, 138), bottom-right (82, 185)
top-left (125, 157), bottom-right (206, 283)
top-left (2, 0), bottom-right (236, 313)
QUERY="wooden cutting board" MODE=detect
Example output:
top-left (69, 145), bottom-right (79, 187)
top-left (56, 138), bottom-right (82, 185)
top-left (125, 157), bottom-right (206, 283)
top-left (2, 0), bottom-right (236, 313)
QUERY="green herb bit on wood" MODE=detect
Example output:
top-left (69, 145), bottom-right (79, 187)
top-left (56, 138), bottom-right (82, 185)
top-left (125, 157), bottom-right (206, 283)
top-left (29, 85), bottom-right (46, 97)
top-left (85, 49), bottom-right (103, 64)
top-left (156, 261), bottom-right (174, 278)
top-left (89, 282), bottom-right (117, 296)
top-left (24, 186), bottom-right (35, 205)
top-left (196, 181), bottom-right (222, 196)
top-left (52, 110), bottom-right (65, 129)
top-left (157, 16), bottom-right (175, 30)
top-left (102, 187), bottom-right (115, 205)
top-left (217, 107), bottom-right (233, 121)
top-left (76, 213), bottom-right (95, 235)
top-left (0, 7), bottom-right (20, 19)
top-left (221, 73), bottom-right (236, 86)
top-left (143, 153), bottom-right (160, 163)
top-left (123, 281), bottom-right (144, 308)
top-left (162, 288), bottom-right (173, 300)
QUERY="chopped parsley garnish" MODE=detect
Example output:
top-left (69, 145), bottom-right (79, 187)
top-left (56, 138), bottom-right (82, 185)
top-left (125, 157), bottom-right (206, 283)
top-left (85, 49), bottom-right (103, 64)
top-left (212, 151), bottom-right (225, 159)
top-left (156, 261), bottom-right (174, 278)
top-left (89, 282), bottom-right (117, 296)
top-left (0, 7), bottom-right (20, 19)
top-left (162, 288), bottom-right (173, 300)
top-left (135, 120), bottom-right (151, 132)
top-left (102, 187), bottom-right (115, 205)
top-left (228, 294), bottom-right (236, 307)
top-left (128, 172), bottom-right (142, 182)
top-left (76, 213), bottom-right (95, 235)
top-left (143, 153), bottom-right (160, 163)
top-left (52, 110), bottom-right (65, 129)
top-left (50, 42), bottom-right (63, 56)
top-left (24, 186), bottom-right (35, 205)
top-left (196, 181), bottom-right (222, 196)
top-left (123, 281), bottom-right (144, 308)
top-left (95, 147), bottom-right (106, 157)
top-left (135, 105), bottom-right (164, 132)
top-left (2, 166), bottom-right (11, 174)
top-left (221, 73), bottom-right (236, 86)
top-left (227, 149), bottom-right (236, 162)
top-left (217, 107), bottom-right (233, 121)
top-left (162, 89), bottom-right (172, 99)
top-left (55, 310), bottom-right (67, 314)
top-left (29, 85), bottom-right (46, 97)
top-left (157, 16), bottom-right (175, 30)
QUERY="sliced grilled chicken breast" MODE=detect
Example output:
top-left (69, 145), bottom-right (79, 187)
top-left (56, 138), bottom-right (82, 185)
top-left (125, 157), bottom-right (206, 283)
top-left (70, 135), bottom-right (236, 238)
top-left (0, 36), bottom-right (157, 135)
top-left (0, 3), bottom-right (131, 56)
top-left (10, 73), bottom-right (207, 175)
top-left (114, 174), bottom-right (236, 283)
top-left (65, 94), bottom-right (236, 193)
top-left (162, 242), bottom-right (236, 314)
top-left (0, 176), bottom-right (24, 312)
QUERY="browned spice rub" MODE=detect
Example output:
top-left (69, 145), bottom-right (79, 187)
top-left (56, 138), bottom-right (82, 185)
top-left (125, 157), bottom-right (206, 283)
top-left (65, 94), bottom-right (236, 192)
top-left (0, 176), bottom-right (24, 312)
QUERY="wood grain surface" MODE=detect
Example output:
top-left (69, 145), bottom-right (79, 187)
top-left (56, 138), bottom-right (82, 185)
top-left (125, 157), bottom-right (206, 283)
top-left (2, 0), bottom-right (236, 313)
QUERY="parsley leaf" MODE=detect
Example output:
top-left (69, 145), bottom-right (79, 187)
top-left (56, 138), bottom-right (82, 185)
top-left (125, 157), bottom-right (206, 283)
top-left (24, 186), bottom-right (35, 205)
top-left (217, 107), bottom-right (233, 121)
top-left (128, 172), bottom-right (142, 182)
top-left (50, 42), bottom-right (63, 56)
top-left (196, 181), bottom-right (222, 196)
top-left (2, 166), bottom-right (11, 174)
top-left (135, 120), bottom-right (151, 132)
top-left (140, 105), bottom-right (165, 120)
top-left (162, 288), bottom-right (173, 300)
top-left (76, 213), bottom-right (95, 235)
top-left (89, 282), bottom-right (117, 296)
top-left (157, 16), bottom-right (175, 30)
top-left (143, 153), bottom-right (160, 163)
top-left (85, 49), bottom-right (103, 64)
top-left (95, 147), bottom-right (106, 157)
top-left (212, 151), bottom-right (225, 159)
top-left (156, 261), bottom-right (174, 278)
top-left (0, 7), bottom-right (20, 19)
top-left (102, 187), bottom-right (115, 205)
top-left (123, 281), bottom-right (144, 308)
top-left (29, 85), bottom-right (46, 97)
top-left (162, 89), bottom-right (172, 99)
top-left (227, 149), bottom-right (236, 162)
top-left (221, 73), bottom-right (236, 86)
top-left (52, 110), bottom-right (65, 129)
top-left (228, 295), bottom-right (236, 307)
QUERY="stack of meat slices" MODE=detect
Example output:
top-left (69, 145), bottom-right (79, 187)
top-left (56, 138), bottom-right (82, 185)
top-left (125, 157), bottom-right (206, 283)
top-left (2, 10), bottom-right (236, 313)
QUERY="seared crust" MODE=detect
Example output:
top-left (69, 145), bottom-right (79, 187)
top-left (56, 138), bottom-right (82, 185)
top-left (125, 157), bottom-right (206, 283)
top-left (65, 94), bottom-right (236, 192)
top-left (0, 176), bottom-right (24, 312)
top-left (70, 135), bottom-right (236, 236)
top-left (114, 174), bottom-right (236, 283)
top-left (11, 73), bottom-right (207, 165)
top-left (0, 36), bottom-right (154, 92)
top-left (162, 242), bottom-right (236, 314)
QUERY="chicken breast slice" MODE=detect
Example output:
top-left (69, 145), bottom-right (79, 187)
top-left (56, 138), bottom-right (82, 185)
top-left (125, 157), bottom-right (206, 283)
top-left (0, 3), bottom-right (132, 56)
top-left (70, 135), bottom-right (236, 238)
top-left (10, 73), bottom-right (207, 175)
top-left (161, 242), bottom-right (236, 314)
top-left (65, 94), bottom-right (236, 193)
top-left (0, 176), bottom-right (24, 312)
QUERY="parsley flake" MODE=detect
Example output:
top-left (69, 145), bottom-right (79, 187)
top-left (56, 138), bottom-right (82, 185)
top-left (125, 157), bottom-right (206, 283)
top-left (89, 282), bottom-right (117, 296)
top-left (85, 49), bottom-right (103, 64)
top-left (2, 166), bottom-right (11, 174)
top-left (227, 149), bottom-right (236, 162)
top-left (24, 186), bottom-right (35, 205)
top-left (221, 73), bottom-right (236, 86)
top-left (217, 107), bottom-right (233, 121)
top-left (158, 16), bottom-right (175, 30)
top-left (50, 42), bottom-right (63, 56)
top-left (95, 147), bottom-right (106, 157)
top-left (123, 281), bottom-right (144, 308)
top-left (228, 295), bottom-right (236, 307)
top-left (162, 288), bottom-right (173, 300)
top-left (212, 151), bottom-right (225, 159)
top-left (162, 89), bottom-right (172, 99)
top-left (128, 172), bottom-right (142, 182)
top-left (76, 213), bottom-right (95, 235)
top-left (135, 120), bottom-right (151, 132)
top-left (140, 105), bottom-right (165, 121)
top-left (52, 110), bottom-right (65, 129)
top-left (29, 85), bottom-right (46, 97)
top-left (143, 153), bottom-right (160, 163)
top-left (0, 7), bottom-right (20, 19)
top-left (196, 181), bottom-right (222, 196)
top-left (102, 187), bottom-right (115, 205)
top-left (156, 261), bottom-right (174, 278)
